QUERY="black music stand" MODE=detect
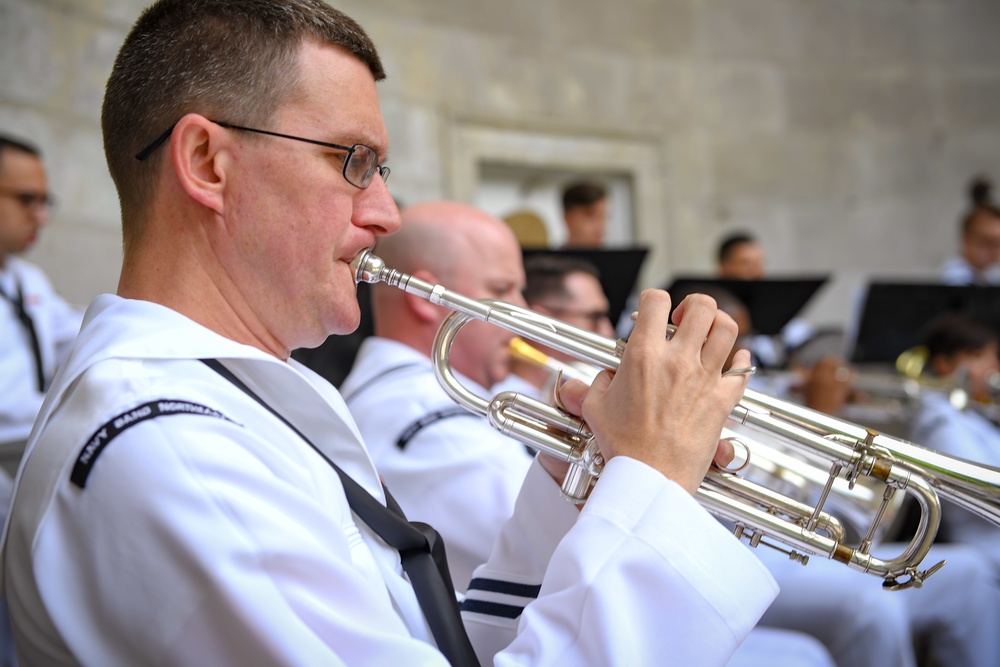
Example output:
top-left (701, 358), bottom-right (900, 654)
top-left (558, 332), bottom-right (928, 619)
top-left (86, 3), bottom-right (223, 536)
top-left (851, 282), bottom-right (1000, 364)
top-left (663, 276), bottom-right (829, 336)
top-left (522, 246), bottom-right (649, 325)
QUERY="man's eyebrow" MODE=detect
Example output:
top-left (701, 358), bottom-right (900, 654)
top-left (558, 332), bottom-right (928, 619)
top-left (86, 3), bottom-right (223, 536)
top-left (342, 131), bottom-right (388, 158)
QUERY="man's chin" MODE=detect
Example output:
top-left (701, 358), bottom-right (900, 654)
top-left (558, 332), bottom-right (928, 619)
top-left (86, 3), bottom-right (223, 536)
top-left (328, 302), bottom-right (362, 336)
top-left (324, 272), bottom-right (363, 333)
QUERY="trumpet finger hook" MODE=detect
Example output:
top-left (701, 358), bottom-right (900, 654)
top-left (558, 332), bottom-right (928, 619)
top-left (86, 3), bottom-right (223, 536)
top-left (715, 437), bottom-right (752, 473)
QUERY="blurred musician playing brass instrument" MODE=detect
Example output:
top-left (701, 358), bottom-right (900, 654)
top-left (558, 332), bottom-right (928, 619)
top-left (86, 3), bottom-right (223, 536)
top-left (908, 313), bottom-right (1000, 578)
top-left (832, 336), bottom-right (1000, 440)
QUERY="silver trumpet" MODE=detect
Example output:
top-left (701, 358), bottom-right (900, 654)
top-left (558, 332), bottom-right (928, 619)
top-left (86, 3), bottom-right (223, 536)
top-left (351, 249), bottom-right (1000, 590)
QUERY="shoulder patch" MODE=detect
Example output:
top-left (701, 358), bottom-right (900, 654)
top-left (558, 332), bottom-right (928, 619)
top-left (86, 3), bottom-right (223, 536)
top-left (70, 400), bottom-right (237, 489)
top-left (396, 406), bottom-right (477, 450)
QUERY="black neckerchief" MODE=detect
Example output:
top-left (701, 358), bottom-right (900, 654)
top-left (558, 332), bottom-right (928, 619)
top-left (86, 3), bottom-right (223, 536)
top-left (200, 358), bottom-right (477, 666)
top-left (0, 280), bottom-right (46, 392)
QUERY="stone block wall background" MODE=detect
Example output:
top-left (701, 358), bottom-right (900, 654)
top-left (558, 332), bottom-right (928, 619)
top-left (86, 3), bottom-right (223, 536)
top-left (3, 0), bottom-right (999, 334)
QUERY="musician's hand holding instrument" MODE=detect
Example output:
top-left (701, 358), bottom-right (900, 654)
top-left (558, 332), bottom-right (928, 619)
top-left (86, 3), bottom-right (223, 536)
top-left (582, 290), bottom-right (749, 495)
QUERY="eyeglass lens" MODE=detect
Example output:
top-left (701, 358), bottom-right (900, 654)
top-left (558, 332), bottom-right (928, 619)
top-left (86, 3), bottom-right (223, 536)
top-left (345, 144), bottom-right (388, 188)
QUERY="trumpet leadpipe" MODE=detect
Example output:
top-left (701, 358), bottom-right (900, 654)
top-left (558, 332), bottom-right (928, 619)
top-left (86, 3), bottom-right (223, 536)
top-left (353, 250), bottom-right (623, 370)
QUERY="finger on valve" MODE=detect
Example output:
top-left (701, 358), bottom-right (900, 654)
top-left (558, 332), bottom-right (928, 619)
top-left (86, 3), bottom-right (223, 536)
top-left (583, 292), bottom-right (737, 494)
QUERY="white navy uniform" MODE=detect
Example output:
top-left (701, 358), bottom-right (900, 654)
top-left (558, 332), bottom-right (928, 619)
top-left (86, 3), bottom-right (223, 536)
top-left (0, 257), bottom-right (82, 445)
top-left (0, 295), bottom-right (777, 666)
top-left (755, 541), bottom-right (1000, 667)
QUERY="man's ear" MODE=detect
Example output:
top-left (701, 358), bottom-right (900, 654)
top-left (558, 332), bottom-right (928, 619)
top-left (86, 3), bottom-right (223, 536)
top-left (170, 113), bottom-right (230, 215)
top-left (405, 269), bottom-right (447, 323)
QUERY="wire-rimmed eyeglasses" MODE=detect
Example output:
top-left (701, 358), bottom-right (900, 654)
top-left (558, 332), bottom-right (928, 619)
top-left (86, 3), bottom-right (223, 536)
top-left (134, 120), bottom-right (390, 189)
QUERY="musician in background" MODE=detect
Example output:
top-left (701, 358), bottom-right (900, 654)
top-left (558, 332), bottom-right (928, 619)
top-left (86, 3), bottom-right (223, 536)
top-left (341, 200), bottom-right (536, 593)
top-left (0, 135), bottom-right (82, 457)
top-left (939, 177), bottom-right (1000, 285)
top-left (713, 231), bottom-right (817, 369)
top-left (910, 313), bottom-right (1000, 576)
top-left (344, 203), bottom-right (835, 667)
top-left (560, 180), bottom-right (608, 248)
top-left (505, 254), bottom-right (615, 395)
top-left (717, 232), bottom-right (766, 281)
top-left (0, 132), bottom-right (80, 667)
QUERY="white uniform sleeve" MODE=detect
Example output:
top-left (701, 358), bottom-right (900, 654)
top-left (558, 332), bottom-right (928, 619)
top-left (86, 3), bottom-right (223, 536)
top-left (464, 456), bottom-right (779, 667)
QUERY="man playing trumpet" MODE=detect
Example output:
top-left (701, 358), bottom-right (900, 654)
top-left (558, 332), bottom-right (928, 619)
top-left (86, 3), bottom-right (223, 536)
top-left (0, 1), bottom-right (777, 664)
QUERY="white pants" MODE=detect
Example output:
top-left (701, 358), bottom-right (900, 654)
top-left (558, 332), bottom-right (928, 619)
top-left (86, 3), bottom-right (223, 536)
top-left (758, 552), bottom-right (914, 667)
top-left (894, 543), bottom-right (1000, 667)
top-left (755, 541), bottom-right (1000, 667)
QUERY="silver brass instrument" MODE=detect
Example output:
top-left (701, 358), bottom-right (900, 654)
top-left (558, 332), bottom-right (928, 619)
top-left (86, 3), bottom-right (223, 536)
top-left (510, 340), bottom-right (908, 547)
top-left (351, 249), bottom-right (1000, 589)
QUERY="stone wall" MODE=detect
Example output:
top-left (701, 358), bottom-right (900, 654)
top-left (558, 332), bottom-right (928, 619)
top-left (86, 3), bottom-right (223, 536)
top-left (3, 0), bottom-right (1000, 331)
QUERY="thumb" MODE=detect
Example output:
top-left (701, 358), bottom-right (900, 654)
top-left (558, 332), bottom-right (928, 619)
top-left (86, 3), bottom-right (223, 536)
top-left (586, 370), bottom-right (614, 400)
top-left (556, 378), bottom-right (589, 416)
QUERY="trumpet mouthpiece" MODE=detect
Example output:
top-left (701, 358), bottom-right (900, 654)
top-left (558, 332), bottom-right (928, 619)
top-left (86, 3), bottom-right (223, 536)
top-left (350, 248), bottom-right (384, 285)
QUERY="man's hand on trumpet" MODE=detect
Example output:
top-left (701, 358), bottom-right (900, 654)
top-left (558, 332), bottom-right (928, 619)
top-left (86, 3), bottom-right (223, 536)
top-left (560, 289), bottom-right (750, 496)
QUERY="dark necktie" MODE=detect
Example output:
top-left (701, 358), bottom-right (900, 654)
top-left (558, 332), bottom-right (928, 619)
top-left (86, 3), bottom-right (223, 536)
top-left (1, 281), bottom-right (46, 393)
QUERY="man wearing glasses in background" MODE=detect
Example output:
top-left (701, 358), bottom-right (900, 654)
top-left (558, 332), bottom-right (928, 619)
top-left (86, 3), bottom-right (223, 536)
top-left (504, 254), bottom-right (616, 395)
top-left (0, 135), bottom-right (82, 468)
top-left (0, 133), bottom-right (82, 667)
